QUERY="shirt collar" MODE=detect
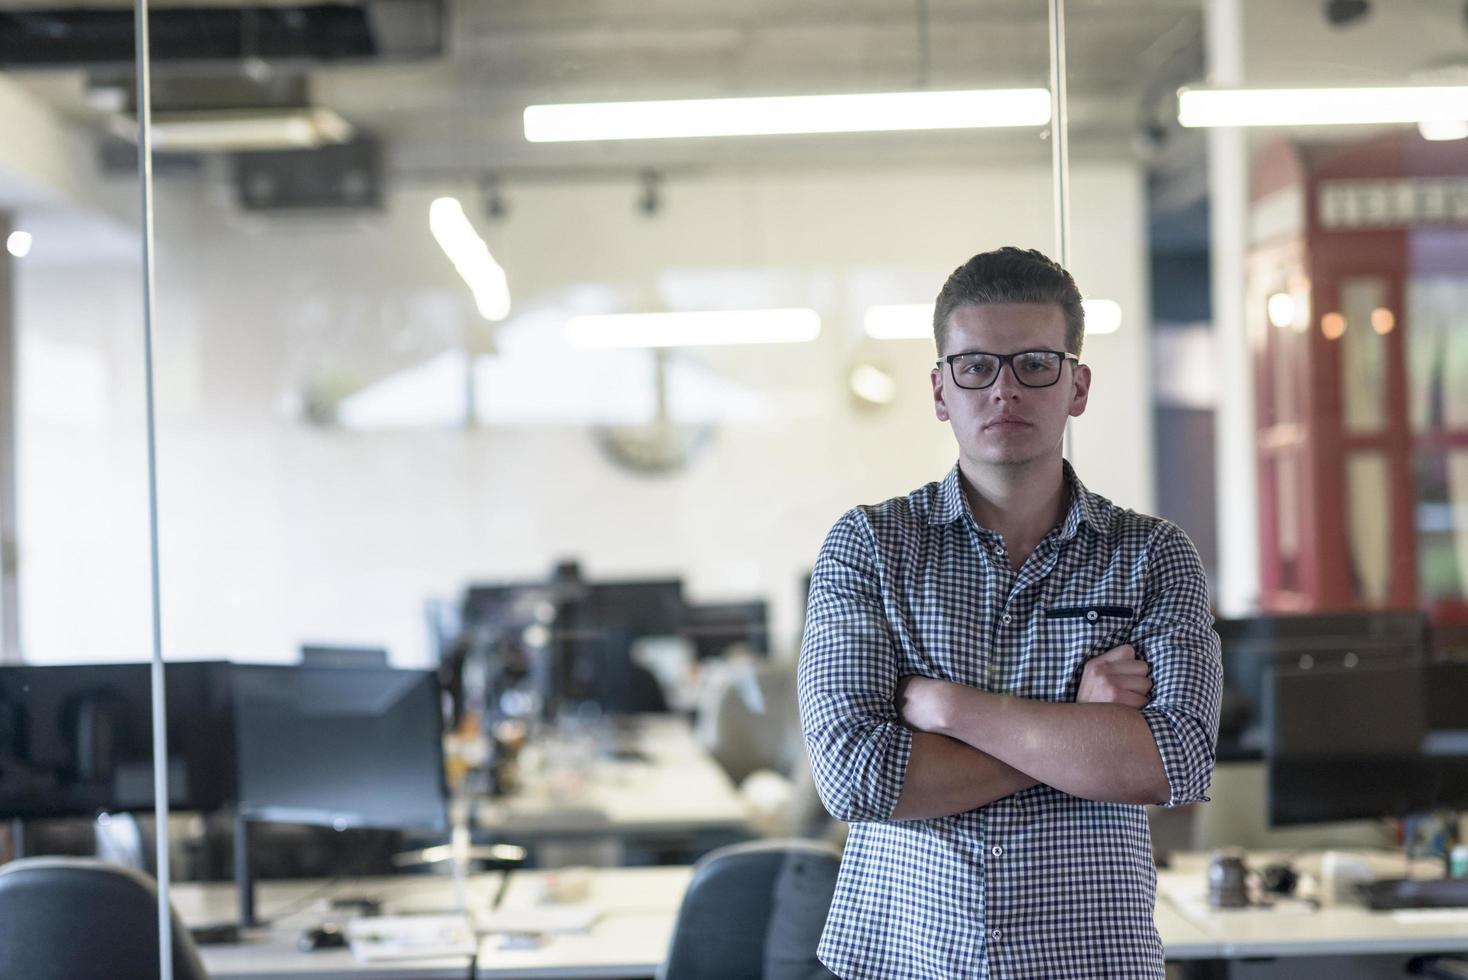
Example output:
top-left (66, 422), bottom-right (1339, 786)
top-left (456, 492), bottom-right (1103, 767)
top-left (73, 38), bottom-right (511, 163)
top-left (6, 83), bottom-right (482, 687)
top-left (930, 459), bottom-right (1098, 543)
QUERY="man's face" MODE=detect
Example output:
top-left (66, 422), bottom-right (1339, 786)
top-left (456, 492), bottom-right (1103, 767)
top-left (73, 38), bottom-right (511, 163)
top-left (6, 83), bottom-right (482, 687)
top-left (930, 302), bottom-right (1090, 469)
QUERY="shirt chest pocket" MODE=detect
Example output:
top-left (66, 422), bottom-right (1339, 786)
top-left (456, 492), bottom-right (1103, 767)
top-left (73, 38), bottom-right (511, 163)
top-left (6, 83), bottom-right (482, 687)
top-left (1039, 604), bottom-right (1137, 700)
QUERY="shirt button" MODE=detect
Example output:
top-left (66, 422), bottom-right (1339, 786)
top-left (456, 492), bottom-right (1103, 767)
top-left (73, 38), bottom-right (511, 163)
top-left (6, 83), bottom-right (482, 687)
top-left (991, 845), bottom-right (1003, 857)
top-left (1085, 609), bottom-right (1099, 622)
top-left (992, 546), bottom-right (1003, 556)
top-left (1001, 613), bottom-right (1012, 625)
top-left (991, 929), bottom-right (1002, 942)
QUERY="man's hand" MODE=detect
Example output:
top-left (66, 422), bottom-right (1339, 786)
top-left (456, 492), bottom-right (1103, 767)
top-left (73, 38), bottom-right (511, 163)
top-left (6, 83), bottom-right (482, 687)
top-left (895, 675), bottom-right (954, 734)
top-left (1077, 644), bottom-right (1152, 709)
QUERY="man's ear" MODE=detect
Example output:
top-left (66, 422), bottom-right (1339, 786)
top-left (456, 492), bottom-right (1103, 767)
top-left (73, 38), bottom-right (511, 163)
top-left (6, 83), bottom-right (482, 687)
top-left (1068, 363), bottom-right (1091, 418)
top-left (932, 366), bottom-right (951, 422)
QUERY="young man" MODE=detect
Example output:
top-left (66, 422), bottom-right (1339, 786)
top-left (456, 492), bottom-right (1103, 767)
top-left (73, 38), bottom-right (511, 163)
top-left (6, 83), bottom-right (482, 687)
top-left (797, 247), bottom-right (1222, 979)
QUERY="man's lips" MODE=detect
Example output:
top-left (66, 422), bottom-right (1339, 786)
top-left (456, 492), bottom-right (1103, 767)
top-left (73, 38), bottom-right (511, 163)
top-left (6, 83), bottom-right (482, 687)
top-left (984, 417), bottom-right (1031, 430)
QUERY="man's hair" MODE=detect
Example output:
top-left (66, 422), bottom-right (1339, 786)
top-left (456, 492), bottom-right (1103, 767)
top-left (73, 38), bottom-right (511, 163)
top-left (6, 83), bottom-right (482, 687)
top-left (932, 247), bottom-right (1085, 356)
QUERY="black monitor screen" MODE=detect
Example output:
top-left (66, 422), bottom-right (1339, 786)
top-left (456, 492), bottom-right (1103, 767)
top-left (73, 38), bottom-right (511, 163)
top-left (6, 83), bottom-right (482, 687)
top-left (552, 580), bottom-right (685, 711)
top-left (1266, 659), bottom-right (1468, 826)
top-left (1216, 611), bottom-right (1426, 760)
top-left (0, 661), bottom-right (236, 819)
top-left (232, 665), bottom-right (447, 833)
top-left (680, 602), bottom-right (770, 660)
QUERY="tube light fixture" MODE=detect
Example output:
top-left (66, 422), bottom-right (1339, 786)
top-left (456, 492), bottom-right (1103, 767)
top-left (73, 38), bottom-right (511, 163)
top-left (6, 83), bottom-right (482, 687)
top-left (863, 299), bottom-right (1122, 339)
top-left (429, 197), bottom-right (511, 322)
top-left (110, 107), bottom-right (354, 152)
top-left (565, 309), bottom-right (821, 349)
top-left (6, 231), bottom-right (32, 258)
top-left (525, 89), bottom-right (1051, 142)
top-left (1419, 119), bottom-right (1468, 141)
top-left (850, 364), bottom-right (899, 405)
top-left (1178, 86), bottom-right (1468, 128)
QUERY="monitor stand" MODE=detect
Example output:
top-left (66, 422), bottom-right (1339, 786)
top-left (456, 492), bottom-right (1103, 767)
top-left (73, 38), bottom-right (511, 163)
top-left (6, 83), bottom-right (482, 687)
top-left (183, 813), bottom-right (253, 945)
top-left (234, 812), bottom-right (257, 928)
top-left (8, 818), bottom-right (23, 860)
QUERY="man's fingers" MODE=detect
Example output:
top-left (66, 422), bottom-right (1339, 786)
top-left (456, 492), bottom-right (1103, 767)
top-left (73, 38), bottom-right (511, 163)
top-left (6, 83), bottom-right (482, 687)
top-left (1094, 644), bottom-right (1136, 662)
top-left (1099, 659), bottom-right (1150, 677)
top-left (1113, 675), bottom-right (1153, 695)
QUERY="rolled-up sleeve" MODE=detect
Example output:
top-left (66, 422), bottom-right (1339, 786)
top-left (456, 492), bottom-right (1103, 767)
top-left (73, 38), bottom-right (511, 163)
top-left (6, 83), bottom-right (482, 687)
top-left (797, 509), bottom-right (913, 823)
top-left (1133, 522), bottom-right (1223, 808)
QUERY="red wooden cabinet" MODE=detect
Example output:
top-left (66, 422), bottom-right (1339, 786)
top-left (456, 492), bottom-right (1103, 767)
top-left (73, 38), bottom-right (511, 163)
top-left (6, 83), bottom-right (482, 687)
top-left (1246, 132), bottom-right (1468, 629)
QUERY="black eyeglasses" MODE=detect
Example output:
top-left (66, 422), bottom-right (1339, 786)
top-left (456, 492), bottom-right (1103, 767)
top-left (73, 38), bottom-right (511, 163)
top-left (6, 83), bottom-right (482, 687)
top-left (936, 350), bottom-right (1079, 390)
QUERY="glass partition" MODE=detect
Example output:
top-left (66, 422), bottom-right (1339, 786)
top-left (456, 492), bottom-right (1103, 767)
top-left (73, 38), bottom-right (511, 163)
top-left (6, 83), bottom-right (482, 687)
top-left (4, 0), bottom-right (1466, 973)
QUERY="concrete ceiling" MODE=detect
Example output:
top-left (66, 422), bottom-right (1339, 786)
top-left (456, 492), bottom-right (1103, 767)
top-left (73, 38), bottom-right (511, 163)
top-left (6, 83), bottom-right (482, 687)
top-left (7, 0), bottom-right (1207, 179)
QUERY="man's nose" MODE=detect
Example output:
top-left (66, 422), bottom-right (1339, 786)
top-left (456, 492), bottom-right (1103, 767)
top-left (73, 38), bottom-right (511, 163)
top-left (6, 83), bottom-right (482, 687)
top-left (989, 363), bottom-right (1024, 398)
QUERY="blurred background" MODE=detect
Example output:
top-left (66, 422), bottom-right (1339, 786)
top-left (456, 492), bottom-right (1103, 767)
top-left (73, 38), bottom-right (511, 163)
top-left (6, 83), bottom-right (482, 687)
top-left (0, 1), bottom-right (1466, 977)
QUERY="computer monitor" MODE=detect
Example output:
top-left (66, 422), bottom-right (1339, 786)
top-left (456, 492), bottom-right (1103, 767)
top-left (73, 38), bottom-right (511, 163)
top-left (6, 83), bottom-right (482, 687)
top-left (230, 664), bottom-right (447, 833)
top-left (1216, 610), bottom-right (1427, 760)
top-left (1266, 659), bottom-right (1468, 826)
top-left (680, 601), bottom-right (770, 660)
top-left (553, 580), bottom-right (685, 712)
top-left (0, 661), bottom-right (236, 820)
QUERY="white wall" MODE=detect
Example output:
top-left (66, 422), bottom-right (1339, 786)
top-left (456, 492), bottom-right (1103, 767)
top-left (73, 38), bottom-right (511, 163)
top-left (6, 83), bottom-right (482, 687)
top-left (17, 160), bottom-right (1152, 665)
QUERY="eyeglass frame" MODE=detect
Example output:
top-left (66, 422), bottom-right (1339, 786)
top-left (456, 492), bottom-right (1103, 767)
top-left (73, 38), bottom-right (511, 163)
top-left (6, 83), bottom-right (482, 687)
top-left (935, 349), bottom-right (1081, 390)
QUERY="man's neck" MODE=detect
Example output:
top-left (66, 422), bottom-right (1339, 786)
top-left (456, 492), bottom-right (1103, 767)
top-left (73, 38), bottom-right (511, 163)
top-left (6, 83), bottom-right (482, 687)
top-left (958, 455), bottom-right (1071, 560)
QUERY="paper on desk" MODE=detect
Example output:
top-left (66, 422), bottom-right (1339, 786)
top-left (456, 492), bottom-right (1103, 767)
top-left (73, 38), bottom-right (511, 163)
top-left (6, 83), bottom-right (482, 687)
top-left (345, 914), bottom-right (478, 961)
top-left (476, 905), bottom-right (601, 935)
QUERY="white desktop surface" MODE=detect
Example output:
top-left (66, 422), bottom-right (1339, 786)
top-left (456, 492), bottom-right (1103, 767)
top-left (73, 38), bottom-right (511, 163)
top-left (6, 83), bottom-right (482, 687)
top-left (474, 866), bottom-right (692, 979)
top-left (478, 716), bottom-right (750, 838)
top-left (177, 873), bottom-right (503, 980)
top-left (185, 855), bottom-right (1465, 978)
top-left (1159, 852), bottom-right (1468, 958)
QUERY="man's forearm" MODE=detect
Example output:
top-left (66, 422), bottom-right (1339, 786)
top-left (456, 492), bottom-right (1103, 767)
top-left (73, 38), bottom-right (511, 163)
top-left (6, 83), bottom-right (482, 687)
top-left (890, 731), bottom-right (1040, 820)
top-left (930, 688), bottom-right (1169, 804)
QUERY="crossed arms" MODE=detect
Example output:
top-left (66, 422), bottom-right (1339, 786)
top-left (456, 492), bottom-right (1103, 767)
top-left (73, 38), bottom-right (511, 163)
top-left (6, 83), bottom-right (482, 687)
top-left (796, 510), bottom-right (1223, 824)
top-left (888, 646), bottom-right (1166, 819)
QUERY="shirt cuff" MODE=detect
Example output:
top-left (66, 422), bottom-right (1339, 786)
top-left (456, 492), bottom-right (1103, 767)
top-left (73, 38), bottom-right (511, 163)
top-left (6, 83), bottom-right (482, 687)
top-left (1140, 705), bottom-right (1212, 809)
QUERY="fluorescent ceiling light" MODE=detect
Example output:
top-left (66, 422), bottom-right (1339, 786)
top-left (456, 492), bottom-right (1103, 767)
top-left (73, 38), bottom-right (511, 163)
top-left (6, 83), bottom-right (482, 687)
top-left (430, 197), bottom-right (511, 322)
top-left (565, 309), bottom-right (821, 349)
top-left (1084, 299), bottom-right (1122, 335)
top-left (850, 364), bottom-right (898, 405)
top-left (109, 107), bottom-right (353, 152)
top-left (6, 231), bottom-right (32, 258)
top-left (1419, 119), bottom-right (1468, 141)
top-left (525, 89), bottom-right (1051, 142)
top-left (865, 304), bottom-right (934, 340)
top-left (864, 300), bottom-right (1121, 339)
top-left (1178, 86), bottom-right (1468, 128)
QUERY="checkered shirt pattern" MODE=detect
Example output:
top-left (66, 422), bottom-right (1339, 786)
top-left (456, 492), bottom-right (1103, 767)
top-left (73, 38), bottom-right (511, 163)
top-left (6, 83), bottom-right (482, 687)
top-left (798, 460), bottom-right (1222, 980)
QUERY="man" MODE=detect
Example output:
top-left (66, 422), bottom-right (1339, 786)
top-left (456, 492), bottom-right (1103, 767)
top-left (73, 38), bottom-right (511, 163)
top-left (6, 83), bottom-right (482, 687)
top-left (797, 247), bottom-right (1222, 979)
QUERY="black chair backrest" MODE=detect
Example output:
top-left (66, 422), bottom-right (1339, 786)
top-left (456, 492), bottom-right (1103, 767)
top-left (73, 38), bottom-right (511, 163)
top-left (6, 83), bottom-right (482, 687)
top-left (661, 838), bottom-right (840, 980)
top-left (0, 857), bottom-right (209, 980)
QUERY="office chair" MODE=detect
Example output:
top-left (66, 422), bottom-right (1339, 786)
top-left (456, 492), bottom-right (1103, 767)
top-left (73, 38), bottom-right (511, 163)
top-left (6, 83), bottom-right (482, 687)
top-left (659, 838), bottom-right (840, 980)
top-left (0, 856), bottom-right (209, 980)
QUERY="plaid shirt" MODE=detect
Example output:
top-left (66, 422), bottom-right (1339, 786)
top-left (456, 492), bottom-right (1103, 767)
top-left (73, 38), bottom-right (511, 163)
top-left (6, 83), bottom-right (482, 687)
top-left (798, 461), bottom-right (1222, 980)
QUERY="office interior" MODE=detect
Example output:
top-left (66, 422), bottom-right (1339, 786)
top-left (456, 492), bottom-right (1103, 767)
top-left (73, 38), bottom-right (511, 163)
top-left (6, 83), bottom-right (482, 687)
top-left (0, 0), bottom-right (1466, 978)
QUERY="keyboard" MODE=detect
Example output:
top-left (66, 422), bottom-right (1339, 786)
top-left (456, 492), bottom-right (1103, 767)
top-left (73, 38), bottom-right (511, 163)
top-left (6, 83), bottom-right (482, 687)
top-left (1360, 877), bottom-right (1468, 911)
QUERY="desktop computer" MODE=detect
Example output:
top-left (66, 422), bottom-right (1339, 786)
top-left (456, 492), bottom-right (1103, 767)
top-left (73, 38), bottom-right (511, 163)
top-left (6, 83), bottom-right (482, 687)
top-left (1216, 610), bottom-right (1428, 761)
top-left (230, 664), bottom-right (448, 925)
top-left (0, 661), bottom-right (236, 821)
